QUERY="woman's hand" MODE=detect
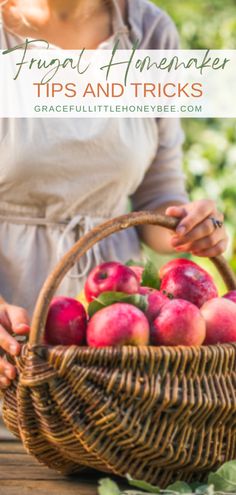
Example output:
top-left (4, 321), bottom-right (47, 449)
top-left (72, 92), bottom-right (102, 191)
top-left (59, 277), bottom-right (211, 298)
top-left (0, 301), bottom-right (30, 389)
top-left (166, 199), bottom-right (228, 257)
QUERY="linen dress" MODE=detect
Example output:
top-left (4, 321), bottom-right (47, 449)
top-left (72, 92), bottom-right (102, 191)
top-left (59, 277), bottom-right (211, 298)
top-left (0, 0), bottom-right (188, 317)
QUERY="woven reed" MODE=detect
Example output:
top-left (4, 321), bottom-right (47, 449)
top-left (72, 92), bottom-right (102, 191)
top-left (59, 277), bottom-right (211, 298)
top-left (2, 212), bottom-right (236, 487)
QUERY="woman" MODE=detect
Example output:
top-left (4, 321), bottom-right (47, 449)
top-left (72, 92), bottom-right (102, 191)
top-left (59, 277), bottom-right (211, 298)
top-left (0, 0), bottom-right (227, 389)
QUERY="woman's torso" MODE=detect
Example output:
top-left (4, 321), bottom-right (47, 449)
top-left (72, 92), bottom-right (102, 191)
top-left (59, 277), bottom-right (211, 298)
top-left (0, 0), bottom-right (159, 315)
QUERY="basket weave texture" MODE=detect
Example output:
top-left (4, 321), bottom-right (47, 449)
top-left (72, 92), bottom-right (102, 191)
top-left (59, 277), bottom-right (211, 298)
top-left (2, 212), bottom-right (236, 487)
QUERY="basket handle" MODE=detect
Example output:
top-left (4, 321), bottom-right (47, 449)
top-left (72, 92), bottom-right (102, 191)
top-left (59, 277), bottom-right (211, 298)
top-left (30, 211), bottom-right (236, 346)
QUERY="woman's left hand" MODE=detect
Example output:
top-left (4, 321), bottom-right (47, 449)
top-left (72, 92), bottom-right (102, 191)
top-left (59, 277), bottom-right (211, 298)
top-left (166, 200), bottom-right (228, 257)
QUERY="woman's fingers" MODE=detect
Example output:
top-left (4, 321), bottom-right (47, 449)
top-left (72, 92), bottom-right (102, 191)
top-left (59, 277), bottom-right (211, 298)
top-left (172, 201), bottom-right (216, 236)
top-left (192, 239), bottom-right (228, 258)
top-left (190, 229), bottom-right (226, 254)
top-left (0, 304), bottom-right (30, 335)
top-left (6, 305), bottom-right (30, 334)
top-left (171, 217), bottom-right (215, 247)
top-left (0, 324), bottom-right (21, 356)
top-left (0, 357), bottom-right (16, 380)
top-left (166, 205), bottom-right (188, 219)
top-left (166, 200), bottom-right (227, 257)
top-left (0, 356), bottom-right (16, 390)
top-left (0, 376), bottom-right (11, 389)
top-left (0, 304), bottom-right (29, 389)
top-left (173, 229), bottom-right (228, 257)
top-left (0, 305), bottom-right (12, 332)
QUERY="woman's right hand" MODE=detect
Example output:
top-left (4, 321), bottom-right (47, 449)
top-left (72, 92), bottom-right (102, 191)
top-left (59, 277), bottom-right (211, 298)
top-left (0, 300), bottom-right (30, 389)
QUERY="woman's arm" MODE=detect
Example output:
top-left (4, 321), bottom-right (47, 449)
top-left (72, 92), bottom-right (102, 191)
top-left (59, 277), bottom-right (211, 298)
top-left (140, 199), bottom-right (228, 257)
top-left (138, 201), bottom-right (182, 254)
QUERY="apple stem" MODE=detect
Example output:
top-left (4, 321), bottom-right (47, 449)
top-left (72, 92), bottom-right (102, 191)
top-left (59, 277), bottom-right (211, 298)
top-left (162, 290), bottom-right (175, 300)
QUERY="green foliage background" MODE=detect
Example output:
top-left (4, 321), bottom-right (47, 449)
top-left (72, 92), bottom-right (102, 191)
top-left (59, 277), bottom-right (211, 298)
top-left (148, 0), bottom-right (236, 291)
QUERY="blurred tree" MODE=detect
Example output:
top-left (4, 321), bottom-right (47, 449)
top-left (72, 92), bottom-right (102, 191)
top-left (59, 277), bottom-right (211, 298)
top-left (154, 0), bottom-right (236, 49)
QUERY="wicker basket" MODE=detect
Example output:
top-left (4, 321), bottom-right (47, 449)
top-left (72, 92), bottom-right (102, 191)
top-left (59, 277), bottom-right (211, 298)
top-left (2, 211), bottom-right (236, 487)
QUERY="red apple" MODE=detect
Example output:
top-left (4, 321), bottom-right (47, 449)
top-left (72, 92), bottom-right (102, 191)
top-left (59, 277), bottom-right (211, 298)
top-left (85, 262), bottom-right (139, 302)
top-left (146, 290), bottom-right (169, 322)
top-left (160, 264), bottom-right (218, 308)
top-left (139, 286), bottom-right (154, 295)
top-left (130, 265), bottom-right (144, 284)
top-left (159, 258), bottom-right (206, 280)
top-left (201, 297), bottom-right (236, 344)
top-left (138, 287), bottom-right (169, 321)
top-left (45, 297), bottom-right (87, 346)
top-left (87, 303), bottom-right (149, 347)
top-left (223, 290), bottom-right (236, 304)
top-left (151, 299), bottom-right (206, 346)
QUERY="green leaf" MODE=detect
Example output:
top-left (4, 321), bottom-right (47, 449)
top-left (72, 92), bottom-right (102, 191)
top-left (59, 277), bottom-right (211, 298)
top-left (127, 474), bottom-right (161, 493)
top-left (190, 482), bottom-right (203, 491)
top-left (196, 486), bottom-right (214, 495)
top-left (206, 486), bottom-right (215, 495)
top-left (165, 481), bottom-right (192, 493)
top-left (98, 478), bottom-right (121, 495)
top-left (141, 260), bottom-right (160, 290)
top-left (190, 482), bottom-right (210, 494)
top-left (88, 292), bottom-right (148, 318)
top-left (126, 260), bottom-right (145, 267)
top-left (208, 461), bottom-right (236, 493)
top-left (123, 491), bottom-right (152, 495)
top-left (196, 485), bottom-right (217, 495)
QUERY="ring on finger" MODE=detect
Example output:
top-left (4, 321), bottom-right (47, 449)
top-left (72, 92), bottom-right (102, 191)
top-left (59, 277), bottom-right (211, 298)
top-left (209, 217), bottom-right (224, 229)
